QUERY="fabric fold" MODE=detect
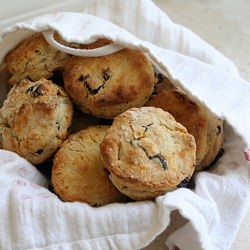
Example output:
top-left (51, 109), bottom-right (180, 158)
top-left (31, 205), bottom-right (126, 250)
top-left (0, 1), bottom-right (249, 250)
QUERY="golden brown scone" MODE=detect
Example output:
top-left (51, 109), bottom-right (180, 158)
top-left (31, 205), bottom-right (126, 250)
top-left (52, 126), bottom-right (125, 206)
top-left (5, 32), bottom-right (71, 85)
top-left (0, 78), bottom-right (73, 164)
top-left (199, 109), bottom-right (224, 170)
top-left (63, 48), bottom-right (155, 119)
top-left (146, 88), bottom-right (224, 171)
top-left (100, 107), bottom-right (196, 200)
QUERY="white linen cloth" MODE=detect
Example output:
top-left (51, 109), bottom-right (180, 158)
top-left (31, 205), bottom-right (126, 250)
top-left (0, 1), bottom-right (249, 250)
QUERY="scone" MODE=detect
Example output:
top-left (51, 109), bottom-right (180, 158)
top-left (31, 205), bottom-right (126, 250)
top-left (146, 88), bottom-right (224, 171)
top-left (198, 108), bottom-right (224, 169)
top-left (100, 107), bottom-right (196, 200)
top-left (5, 32), bottom-right (71, 85)
top-left (63, 48), bottom-right (155, 119)
top-left (51, 126), bottom-right (124, 206)
top-left (0, 78), bottom-right (73, 164)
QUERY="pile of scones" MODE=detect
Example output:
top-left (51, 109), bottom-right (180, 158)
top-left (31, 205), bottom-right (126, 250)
top-left (0, 32), bottom-right (224, 206)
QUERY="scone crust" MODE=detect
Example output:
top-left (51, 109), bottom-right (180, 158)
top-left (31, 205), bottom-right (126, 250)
top-left (100, 107), bottom-right (196, 200)
top-left (52, 126), bottom-right (124, 206)
top-left (5, 33), bottom-right (70, 85)
top-left (63, 48), bottom-right (155, 119)
top-left (198, 110), bottom-right (224, 170)
top-left (146, 88), bottom-right (208, 167)
top-left (146, 88), bottom-right (224, 171)
top-left (0, 78), bottom-right (73, 164)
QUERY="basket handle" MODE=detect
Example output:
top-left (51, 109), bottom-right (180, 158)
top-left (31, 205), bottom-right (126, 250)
top-left (42, 30), bottom-right (124, 57)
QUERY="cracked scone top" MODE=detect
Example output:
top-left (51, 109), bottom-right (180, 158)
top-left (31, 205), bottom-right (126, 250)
top-left (0, 78), bottom-right (73, 164)
top-left (100, 107), bottom-right (196, 200)
top-left (5, 33), bottom-right (71, 85)
top-left (63, 48), bottom-right (155, 119)
top-left (52, 126), bottom-right (125, 206)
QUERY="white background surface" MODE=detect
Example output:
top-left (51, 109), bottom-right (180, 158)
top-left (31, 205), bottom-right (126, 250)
top-left (0, 0), bottom-right (249, 249)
